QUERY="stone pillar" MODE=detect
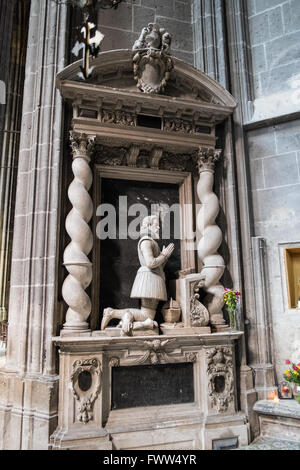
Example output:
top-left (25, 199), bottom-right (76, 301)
top-left (0, 0), bottom-right (68, 450)
top-left (0, 0), bottom-right (15, 135)
top-left (0, 0), bottom-right (16, 324)
top-left (192, 0), bottom-right (228, 88)
top-left (62, 132), bottom-right (95, 333)
top-left (251, 237), bottom-right (276, 400)
top-left (0, 0), bottom-right (30, 330)
top-left (225, 2), bottom-right (275, 437)
top-left (196, 147), bottom-right (228, 331)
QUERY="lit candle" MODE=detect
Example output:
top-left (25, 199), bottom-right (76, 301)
top-left (267, 390), bottom-right (280, 402)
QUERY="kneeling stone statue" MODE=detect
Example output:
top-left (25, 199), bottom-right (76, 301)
top-left (101, 215), bottom-right (174, 336)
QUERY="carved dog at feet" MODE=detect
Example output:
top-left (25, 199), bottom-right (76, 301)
top-left (101, 307), bottom-right (158, 336)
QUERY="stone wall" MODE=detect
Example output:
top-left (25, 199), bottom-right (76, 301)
top-left (245, 0), bottom-right (300, 381)
top-left (0, 0), bottom-right (16, 324)
top-left (191, 0), bottom-right (227, 88)
top-left (247, 120), bottom-right (300, 381)
top-left (97, 0), bottom-right (194, 64)
top-left (0, 0), bottom-right (68, 449)
top-left (248, 0), bottom-right (300, 120)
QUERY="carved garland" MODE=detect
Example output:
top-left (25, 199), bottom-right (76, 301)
top-left (159, 152), bottom-right (190, 172)
top-left (101, 109), bottom-right (135, 127)
top-left (163, 118), bottom-right (210, 135)
top-left (71, 358), bottom-right (102, 424)
top-left (205, 347), bottom-right (234, 413)
top-left (85, 108), bottom-right (211, 136)
top-left (129, 339), bottom-right (176, 365)
top-left (109, 340), bottom-right (198, 366)
top-left (94, 144), bottom-right (193, 172)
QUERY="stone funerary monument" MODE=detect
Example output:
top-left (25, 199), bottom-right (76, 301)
top-left (47, 22), bottom-right (250, 450)
top-left (2, 0), bottom-right (300, 451)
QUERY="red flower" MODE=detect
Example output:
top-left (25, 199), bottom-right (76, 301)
top-left (293, 366), bottom-right (298, 371)
top-left (235, 291), bottom-right (242, 296)
top-left (286, 360), bottom-right (291, 364)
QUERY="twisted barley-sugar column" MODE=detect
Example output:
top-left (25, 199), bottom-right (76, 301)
top-left (62, 132), bottom-right (95, 331)
top-left (196, 147), bottom-right (228, 331)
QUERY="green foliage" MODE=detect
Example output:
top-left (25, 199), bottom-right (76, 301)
top-left (284, 361), bottom-right (300, 385)
top-left (223, 289), bottom-right (241, 314)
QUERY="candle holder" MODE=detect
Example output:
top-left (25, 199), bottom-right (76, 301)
top-left (278, 380), bottom-right (293, 399)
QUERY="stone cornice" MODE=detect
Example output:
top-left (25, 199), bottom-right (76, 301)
top-left (53, 331), bottom-right (244, 353)
top-left (72, 117), bottom-right (216, 153)
top-left (60, 80), bottom-right (233, 124)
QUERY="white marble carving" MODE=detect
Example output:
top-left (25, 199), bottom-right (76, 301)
top-left (101, 215), bottom-right (174, 336)
top-left (172, 273), bottom-right (211, 335)
top-left (127, 339), bottom-right (175, 365)
top-left (71, 358), bottom-right (102, 424)
top-left (62, 132), bottom-right (95, 331)
top-left (190, 277), bottom-right (210, 327)
top-left (196, 147), bottom-right (228, 331)
top-left (107, 339), bottom-right (198, 366)
top-left (206, 347), bottom-right (234, 413)
top-left (132, 23), bottom-right (173, 94)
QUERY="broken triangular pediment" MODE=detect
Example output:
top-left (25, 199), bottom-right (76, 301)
top-left (57, 49), bottom-right (236, 109)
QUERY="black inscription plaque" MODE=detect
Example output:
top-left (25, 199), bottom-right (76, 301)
top-left (111, 363), bottom-right (194, 410)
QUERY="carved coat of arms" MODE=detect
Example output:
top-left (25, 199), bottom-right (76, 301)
top-left (132, 23), bottom-right (174, 94)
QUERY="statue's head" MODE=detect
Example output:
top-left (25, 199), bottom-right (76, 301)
top-left (140, 215), bottom-right (160, 239)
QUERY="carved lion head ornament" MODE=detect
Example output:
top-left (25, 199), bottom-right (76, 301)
top-left (132, 23), bottom-right (174, 94)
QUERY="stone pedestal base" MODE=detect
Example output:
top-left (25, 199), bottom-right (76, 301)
top-left (160, 322), bottom-right (211, 335)
top-left (106, 406), bottom-right (249, 450)
top-left (212, 325), bottom-right (231, 333)
top-left (60, 329), bottom-right (92, 337)
top-left (210, 313), bottom-right (230, 332)
top-left (254, 399), bottom-right (300, 443)
top-left (49, 428), bottom-right (112, 450)
top-left (92, 327), bottom-right (159, 337)
top-left (51, 331), bottom-right (249, 450)
top-left (0, 369), bottom-right (58, 450)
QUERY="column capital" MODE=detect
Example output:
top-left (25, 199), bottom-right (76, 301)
top-left (69, 131), bottom-right (96, 161)
top-left (197, 147), bottom-right (222, 173)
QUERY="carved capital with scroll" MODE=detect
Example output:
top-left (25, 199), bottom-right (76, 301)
top-left (197, 147), bottom-right (222, 173)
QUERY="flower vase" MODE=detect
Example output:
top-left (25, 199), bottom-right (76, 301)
top-left (293, 384), bottom-right (300, 404)
top-left (229, 311), bottom-right (236, 330)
